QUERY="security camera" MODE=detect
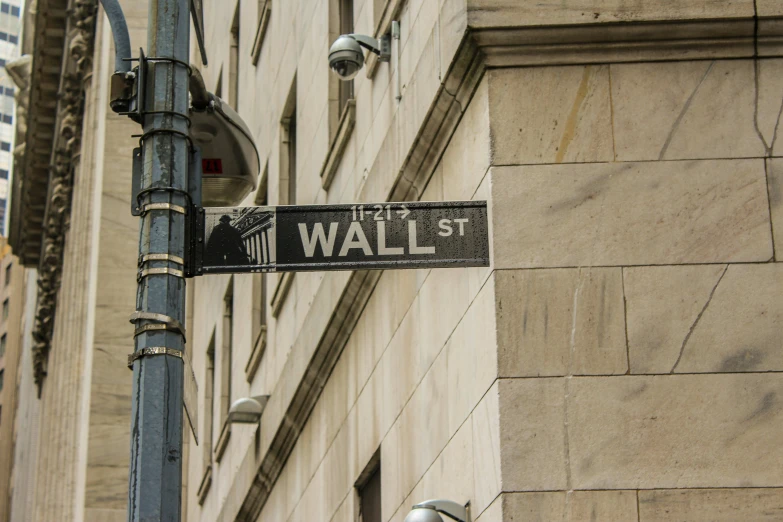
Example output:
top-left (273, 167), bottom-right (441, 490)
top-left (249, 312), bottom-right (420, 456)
top-left (328, 32), bottom-right (391, 80)
top-left (404, 500), bottom-right (469, 522)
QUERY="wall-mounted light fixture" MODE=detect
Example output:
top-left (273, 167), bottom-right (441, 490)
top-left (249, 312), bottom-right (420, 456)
top-left (227, 395), bottom-right (269, 424)
top-left (404, 499), bottom-right (470, 522)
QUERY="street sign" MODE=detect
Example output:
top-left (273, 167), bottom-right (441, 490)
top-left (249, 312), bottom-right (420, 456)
top-left (195, 201), bottom-right (489, 274)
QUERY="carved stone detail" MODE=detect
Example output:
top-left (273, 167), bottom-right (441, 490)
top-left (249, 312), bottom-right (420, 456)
top-left (32, 0), bottom-right (97, 393)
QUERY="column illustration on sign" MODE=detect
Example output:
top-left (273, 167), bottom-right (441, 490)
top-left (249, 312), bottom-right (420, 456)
top-left (204, 207), bottom-right (276, 268)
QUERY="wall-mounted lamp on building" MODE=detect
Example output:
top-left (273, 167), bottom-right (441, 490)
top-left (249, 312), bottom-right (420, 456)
top-left (227, 395), bottom-right (269, 424)
top-left (404, 499), bottom-right (470, 522)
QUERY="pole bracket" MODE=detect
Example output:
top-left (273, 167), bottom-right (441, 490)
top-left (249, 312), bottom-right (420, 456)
top-left (129, 311), bottom-right (186, 339)
top-left (127, 346), bottom-right (184, 369)
top-left (138, 267), bottom-right (185, 282)
top-left (139, 253), bottom-right (185, 266)
top-left (139, 202), bottom-right (188, 216)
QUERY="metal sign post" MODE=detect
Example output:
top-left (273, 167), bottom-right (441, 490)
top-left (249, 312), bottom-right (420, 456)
top-left (127, 0), bottom-right (191, 520)
top-left (188, 201), bottom-right (489, 275)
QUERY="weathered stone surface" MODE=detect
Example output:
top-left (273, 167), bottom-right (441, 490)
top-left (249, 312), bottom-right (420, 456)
top-left (639, 488), bottom-right (783, 521)
top-left (447, 278), bottom-right (498, 435)
top-left (611, 60), bottom-right (783, 161)
top-left (468, 0), bottom-right (754, 28)
top-left (488, 66), bottom-right (613, 165)
top-left (492, 160), bottom-right (773, 268)
top-left (627, 264), bottom-right (783, 374)
top-left (501, 491), bottom-right (638, 521)
top-left (769, 159), bottom-right (783, 255)
top-left (499, 378), bottom-right (567, 491)
top-left (569, 374), bottom-right (783, 489)
top-left (472, 381), bottom-right (502, 515)
top-left (495, 268), bottom-right (627, 377)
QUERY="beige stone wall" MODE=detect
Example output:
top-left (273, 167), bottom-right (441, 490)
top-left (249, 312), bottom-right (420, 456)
top-left (0, 243), bottom-right (26, 522)
top-left (187, 1), bottom-right (783, 522)
top-left (487, 56), bottom-right (783, 521)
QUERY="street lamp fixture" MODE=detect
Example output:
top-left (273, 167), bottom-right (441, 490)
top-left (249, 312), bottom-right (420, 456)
top-left (404, 499), bottom-right (470, 522)
top-left (227, 395), bottom-right (270, 424)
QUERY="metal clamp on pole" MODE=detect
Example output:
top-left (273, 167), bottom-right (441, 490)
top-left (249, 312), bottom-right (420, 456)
top-left (138, 202), bottom-right (188, 216)
top-left (127, 346), bottom-right (184, 369)
top-left (129, 310), bottom-right (187, 341)
top-left (138, 267), bottom-right (185, 281)
top-left (139, 253), bottom-right (185, 266)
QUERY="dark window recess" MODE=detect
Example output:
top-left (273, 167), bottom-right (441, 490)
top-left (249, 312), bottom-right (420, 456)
top-left (0, 4), bottom-right (9, 14)
top-left (4, 87), bottom-right (14, 96)
top-left (10, 5), bottom-right (18, 16)
top-left (338, 0), bottom-right (354, 115)
top-left (0, 169), bottom-right (8, 179)
top-left (0, 59), bottom-right (6, 67)
top-left (2, 114), bottom-right (12, 124)
top-left (8, 34), bottom-right (16, 44)
top-left (0, 369), bottom-right (4, 392)
top-left (0, 334), bottom-right (5, 356)
top-left (358, 465), bottom-right (382, 522)
top-left (0, 199), bottom-right (6, 208)
top-left (5, 263), bottom-right (11, 286)
top-left (0, 32), bottom-right (7, 41)
top-left (0, 142), bottom-right (10, 151)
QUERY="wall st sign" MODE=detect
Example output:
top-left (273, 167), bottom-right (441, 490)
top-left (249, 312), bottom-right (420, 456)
top-left (192, 201), bottom-right (490, 274)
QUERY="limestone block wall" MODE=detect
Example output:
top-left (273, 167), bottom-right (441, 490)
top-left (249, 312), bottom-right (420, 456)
top-left (485, 57), bottom-right (783, 520)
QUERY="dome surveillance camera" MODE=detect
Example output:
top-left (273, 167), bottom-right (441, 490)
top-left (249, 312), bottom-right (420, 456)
top-left (328, 32), bottom-right (391, 81)
top-left (329, 35), bottom-right (365, 80)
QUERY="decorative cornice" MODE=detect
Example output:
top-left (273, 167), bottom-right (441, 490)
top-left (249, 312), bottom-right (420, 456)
top-left (30, 0), bottom-right (97, 394)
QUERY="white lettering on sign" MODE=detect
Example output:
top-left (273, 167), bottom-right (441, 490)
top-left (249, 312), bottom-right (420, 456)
top-left (438, 218), bottom-right (469, 237)
top-left (438, 219), bottom-right (452, 237)
top-left (298, 220), bottom-right (438, 257)
top-left (408, 220), bottom-right (435, 254)
top-left (338, 222), bottom-right (374, 256)
top-left (377, 222), bottom-right (404, 255)
top-left (298, 223), bottom-right (339, 257)
top-left (454, 218), bottom-right (468, 236)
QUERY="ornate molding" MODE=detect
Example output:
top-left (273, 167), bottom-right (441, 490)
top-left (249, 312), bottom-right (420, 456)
top-left (31, 0), bottom-right (97, 394)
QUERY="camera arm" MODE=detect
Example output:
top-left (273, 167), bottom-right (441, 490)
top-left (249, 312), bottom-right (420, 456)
top-left (349, 33), bottom-right (391, 62)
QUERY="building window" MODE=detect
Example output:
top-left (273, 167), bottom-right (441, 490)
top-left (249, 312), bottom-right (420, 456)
top-left (8, 34), bottom-right (16, 44)
top-left (2, 114), bottom-right (12, 124)
top-left (338, 0), bottom-right (354, 115)
top-left (229, 2), bottom-right (240, 110)
top-left (251, 0), bottom-right (271, 66)
top-left (5, 263), bottom-right (10, 286)
top-left (0, 141), bottom-right (10, 152)
top-left (280, 78), bottom-right (297, 205)
top-left (357, 453), bottom-right (381, 522)
top-left (198, 331), bottom-right (216, 503)
top-left (0, 32), bottom-right (7, 41)
top-left (4, 87), bottom-right (14, 97)
top-left (2, 299), bottom-right (7, 320)
top-left (220, 280), bottom-right (234, 425)
top-left (10, 5), bottom-right (18, 16)
top-left (0, 334), bottom-right (5, 357)
top-left (0, 169), bottom-right (7, 179)
top-left (0, 369), bottom-right (4, 392)
top-left (212, 279), bottom-right (234, 461)
top-left (0, 4), bottom-right (9, 14)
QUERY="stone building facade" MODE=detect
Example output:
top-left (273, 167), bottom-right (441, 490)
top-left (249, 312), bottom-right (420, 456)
top-left (4, 0), bottom-right (783, 521)
top-left (185, 1), bottom-right (783, 522)
top-left (0, 237), bottom-right (25, 522)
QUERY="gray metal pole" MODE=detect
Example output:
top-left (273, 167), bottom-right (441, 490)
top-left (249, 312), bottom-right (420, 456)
top-left (128, 0), bottom-right (190, 520)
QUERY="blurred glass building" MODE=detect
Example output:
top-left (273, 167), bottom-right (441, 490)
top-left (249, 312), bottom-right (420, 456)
top-left (0, 0), bottom-right (22, 234)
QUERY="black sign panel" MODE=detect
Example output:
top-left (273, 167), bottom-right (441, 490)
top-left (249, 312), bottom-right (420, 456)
top-left (198, 201), bottom-right (489, 274)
